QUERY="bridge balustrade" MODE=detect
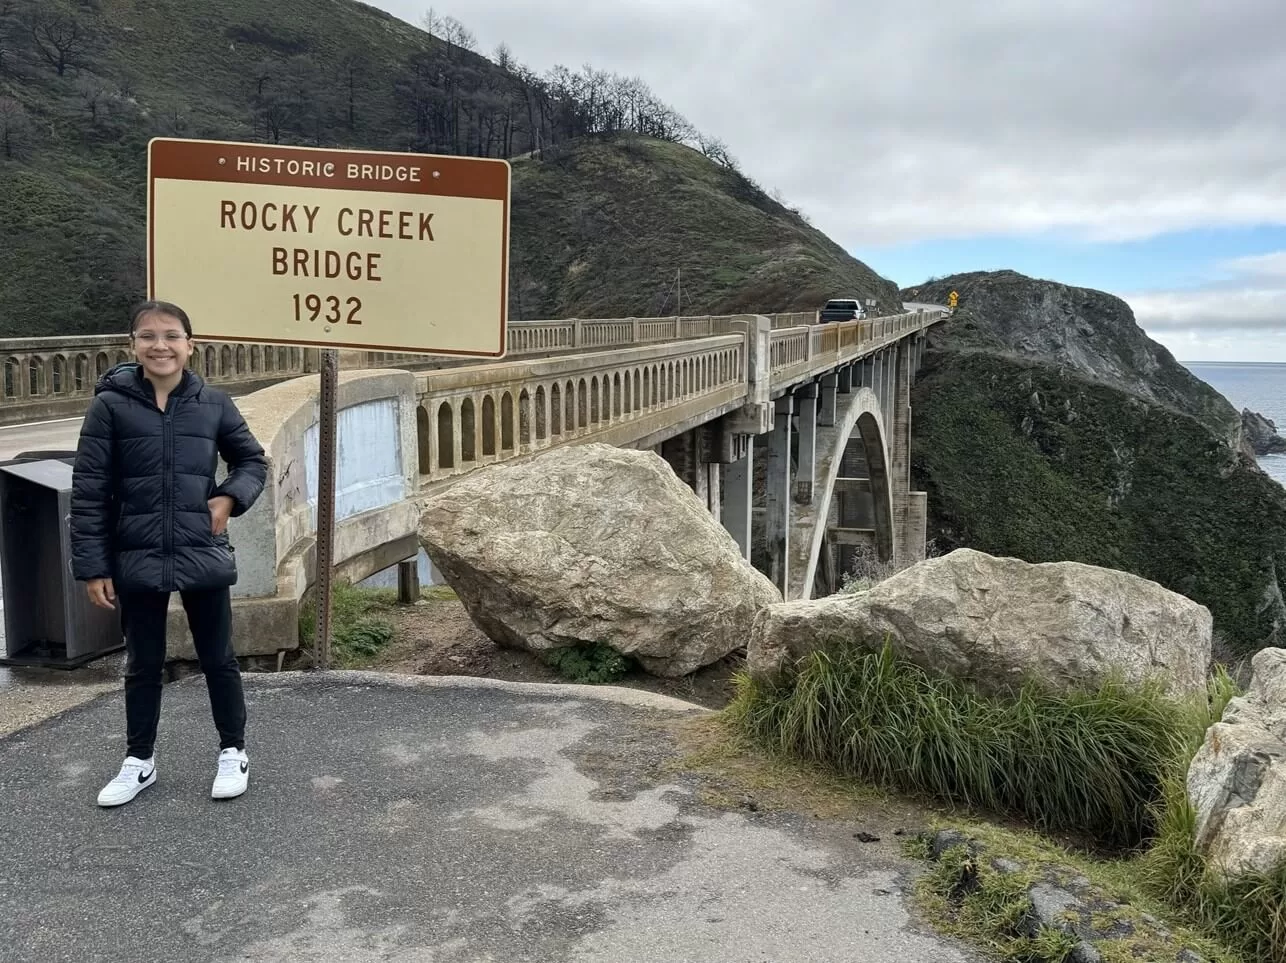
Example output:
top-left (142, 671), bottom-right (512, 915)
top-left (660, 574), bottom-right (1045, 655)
top-left (767, 310), bottom-right (930, 386)
top-left (1, 310), bottom-right (936, 436)
top-left (329, 314), bottom-right (801, 373)
top-left (0, 333), bottom-right (311, 424)
top-left (415, 335), bottom-right (748, 483)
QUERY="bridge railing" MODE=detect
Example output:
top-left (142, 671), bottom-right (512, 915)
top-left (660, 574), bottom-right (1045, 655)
top-left (769, 310), bottom-right (935, 382)
top-left (367, 313), bottom-right (810, 366)
top-left (0, 333), bottom-right (312, 425)
top-left (0, 312), bottom-right (806, 425)
top-left (770, 312), bottom-right (819, 329)
top-left (0, 309), bottom-right (934, 427)
top-left (414, 334), bottom-right (749, 484)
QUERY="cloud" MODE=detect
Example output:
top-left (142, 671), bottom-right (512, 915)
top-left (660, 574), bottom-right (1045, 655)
top-left (369, 0), bottom-right (1286, 248)
top-left (1143, 326), bottom-right (1286, 364)
top-left (1127, 250), bottom-right (1286, 332)
top-left (1219, 251), bottom-right (1286, 281)
top-left (1127, 287), bottom-right (1286, 331)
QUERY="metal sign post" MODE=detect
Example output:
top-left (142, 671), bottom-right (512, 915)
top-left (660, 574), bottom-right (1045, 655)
top-left (315, 348), bottom-right (339, 669)
top-left (145, 138), bottom-right (511, 671)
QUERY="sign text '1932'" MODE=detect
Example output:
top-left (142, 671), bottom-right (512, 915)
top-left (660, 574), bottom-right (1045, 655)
top-left (293, 294), bottom-right (363, 325)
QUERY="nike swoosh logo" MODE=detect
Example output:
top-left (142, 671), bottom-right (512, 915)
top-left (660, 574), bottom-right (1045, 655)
top-left (138, 769), bottom-right (153, 784)
top-left (240, 762), bottom-right (248, 773)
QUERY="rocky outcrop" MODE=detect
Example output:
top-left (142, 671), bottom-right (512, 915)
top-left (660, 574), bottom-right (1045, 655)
top-left (899, 270), bottom-right (1286, 656)
top-left (902, 270), bottom-right (1239, 442)
top-left (418, 443), bottom-right (781, 677)
top-left (747, 548), bottom-right (1212, 698)
top-left (1188, 647), bottom-right (1286, 879)
top-left (1241, 409), bottom-right (1286, 457)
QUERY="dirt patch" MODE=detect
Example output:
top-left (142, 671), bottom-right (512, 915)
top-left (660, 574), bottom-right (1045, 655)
top-left (305, 592), bottom-right (743, 711)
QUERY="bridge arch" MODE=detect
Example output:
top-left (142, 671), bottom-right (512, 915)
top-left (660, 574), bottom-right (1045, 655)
top-left (786, 385), bottom-right (895, 601)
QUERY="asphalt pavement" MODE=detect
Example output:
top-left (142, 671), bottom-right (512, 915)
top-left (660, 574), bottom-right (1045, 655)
top-left (0, 416), bottom-right (84, 462)
top-left (0, 672), bottom-right (979, 963)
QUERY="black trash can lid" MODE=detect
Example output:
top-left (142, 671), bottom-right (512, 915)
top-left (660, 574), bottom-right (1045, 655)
top-left (13, 450), bottom-right (77, 464)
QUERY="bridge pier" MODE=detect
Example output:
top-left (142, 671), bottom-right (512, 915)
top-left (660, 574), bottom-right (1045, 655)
top-left (661, 427), bottom-right (718, 518)
top-left (818, 373), bottom-right (838, 427)
top-left (764, 395), bottom-right (794, 593)
top-left (891, 335), bottom-right (928, 566)
top-left (837, 364), bottom-right (854, 395)
top-left (721, 444), bottom-right (753, 560)
top-left (793, 385), bottom-right (817, 505)
top-left (659, 331), bottom-right (937, 601)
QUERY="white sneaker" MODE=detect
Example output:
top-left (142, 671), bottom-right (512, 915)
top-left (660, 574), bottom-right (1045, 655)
top-left (97, 756), bottom-right (156, 807)
top-left (212, 748), bottom-right (249, 800)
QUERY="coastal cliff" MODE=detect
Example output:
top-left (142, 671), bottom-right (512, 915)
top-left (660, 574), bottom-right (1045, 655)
top-left (901, 270), bottom-right (1286, 655)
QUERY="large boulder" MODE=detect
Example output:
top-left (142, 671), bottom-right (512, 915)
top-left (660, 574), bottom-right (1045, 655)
top-left (418, 443), bottom-right (781, 677)
top-left (747, 548), bottom-right (1212, 698)
top-left (1188, 648), bottom-right (1286, 879)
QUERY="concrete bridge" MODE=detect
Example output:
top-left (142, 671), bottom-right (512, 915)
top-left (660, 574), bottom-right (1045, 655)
top-left (0, 307), bottom-right (946, 663)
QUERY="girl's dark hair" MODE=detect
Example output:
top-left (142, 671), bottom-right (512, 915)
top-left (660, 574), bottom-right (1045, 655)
top-left (129, 300), bottom-right (192, 338)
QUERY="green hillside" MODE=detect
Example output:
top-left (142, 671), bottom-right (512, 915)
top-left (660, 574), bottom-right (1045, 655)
top-left (0, 0), bottom-right (895, 336)
top-left (508, 137), bottom-right (898, 320)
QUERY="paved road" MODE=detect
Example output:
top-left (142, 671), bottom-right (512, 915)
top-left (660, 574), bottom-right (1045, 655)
top-left (0, 416), bottom-right (84, 462)
top-left (0, 673), bottom-right (978, 963)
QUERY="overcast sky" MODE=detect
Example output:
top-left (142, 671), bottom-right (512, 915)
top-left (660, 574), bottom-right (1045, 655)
top-left (368, 0), bottom-right (1286, 363)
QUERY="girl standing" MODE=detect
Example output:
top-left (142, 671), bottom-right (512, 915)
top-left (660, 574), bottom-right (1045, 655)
top-left (71, 301), bottom-right (268, 807)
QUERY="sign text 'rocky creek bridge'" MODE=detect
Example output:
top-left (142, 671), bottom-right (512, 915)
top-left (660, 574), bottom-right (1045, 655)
top-left (1, 308), bottom-right (944, 661)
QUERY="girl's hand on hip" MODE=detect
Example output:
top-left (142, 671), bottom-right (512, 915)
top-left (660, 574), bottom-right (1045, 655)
top-left (87, 578), bottom-right (116, 610)
top-left (208, 495), bottom-right (235, 534)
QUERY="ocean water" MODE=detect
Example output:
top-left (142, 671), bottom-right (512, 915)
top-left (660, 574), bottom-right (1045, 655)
top-left (1184, 362), bottom-right (1286, 488)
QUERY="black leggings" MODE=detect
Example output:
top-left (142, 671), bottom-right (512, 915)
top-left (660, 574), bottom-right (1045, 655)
top-left (117, 587), bottom-right (246, 760)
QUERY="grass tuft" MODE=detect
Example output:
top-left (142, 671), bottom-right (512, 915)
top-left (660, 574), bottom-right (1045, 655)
top-left (298, 581), bottom-right (398, 668)
top-left (728, 640), bottom-right (1196, 847)
top-left (1139, 773), bottom-right (1286, 962)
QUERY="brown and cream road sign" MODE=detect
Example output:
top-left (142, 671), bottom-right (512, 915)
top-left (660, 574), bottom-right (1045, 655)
top-left (147, 138), bottom-right (510, 357)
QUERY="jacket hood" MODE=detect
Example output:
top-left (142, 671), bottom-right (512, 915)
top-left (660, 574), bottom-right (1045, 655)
top-left (95, 362), bottom-right (205, 402)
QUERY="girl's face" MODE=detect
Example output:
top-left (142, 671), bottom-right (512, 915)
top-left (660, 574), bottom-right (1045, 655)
top-left (131, 310), bottom-right (193, 381)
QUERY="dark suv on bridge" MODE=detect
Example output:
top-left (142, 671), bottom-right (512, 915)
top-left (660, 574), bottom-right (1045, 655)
top-left (818, 298), bottom-right (867, 323)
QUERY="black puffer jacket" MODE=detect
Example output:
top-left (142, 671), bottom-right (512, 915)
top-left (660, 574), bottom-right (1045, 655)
top-left (70, 363), bottom-right (268, 593)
